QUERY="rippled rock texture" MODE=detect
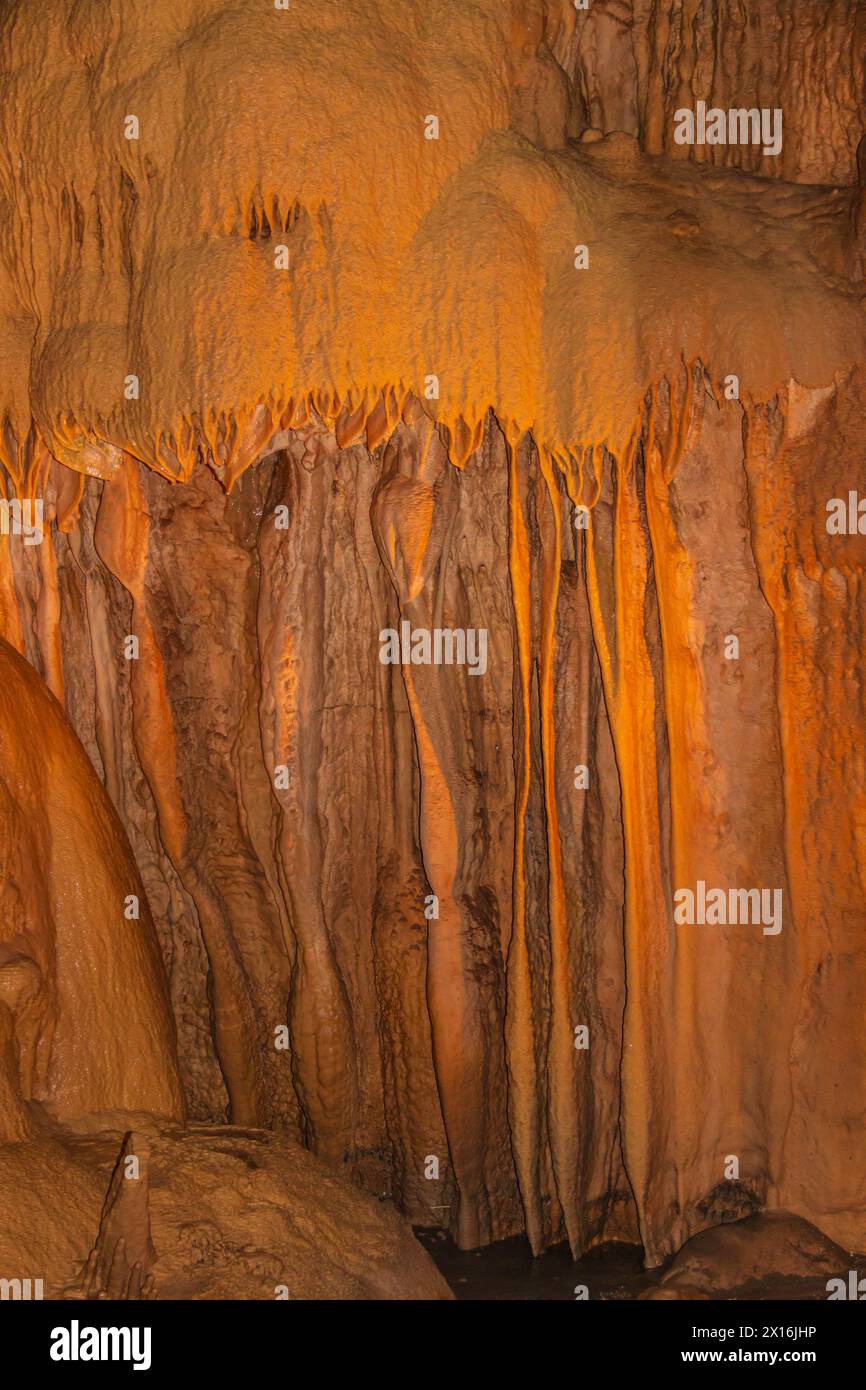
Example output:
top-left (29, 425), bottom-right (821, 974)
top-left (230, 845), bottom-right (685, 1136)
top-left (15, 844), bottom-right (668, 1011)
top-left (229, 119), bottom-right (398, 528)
top-left (0, 0), bottom-right (864, 1290)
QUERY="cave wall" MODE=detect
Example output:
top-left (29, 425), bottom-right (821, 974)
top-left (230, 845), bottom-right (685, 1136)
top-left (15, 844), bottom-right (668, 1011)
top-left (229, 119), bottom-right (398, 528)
top-left (0, 417), bottom-right (632, 1254)
top-left (0, 0), bottom-right (864, 1269)
top-left (556, 0), bottom-right (866, 184)
top-left (2, 366), bottom-right (865, 1263)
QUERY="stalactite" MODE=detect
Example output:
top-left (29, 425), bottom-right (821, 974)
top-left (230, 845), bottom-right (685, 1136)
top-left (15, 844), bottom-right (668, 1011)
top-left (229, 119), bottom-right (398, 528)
top-left (95, 462), bottom-right (267, 1127)
top-left (504, 430), bottom-right (544, 1253)
top-left (257, 445), bottom-right (359, 1161)
top-left (537, 448), bottom-right (582, 1253)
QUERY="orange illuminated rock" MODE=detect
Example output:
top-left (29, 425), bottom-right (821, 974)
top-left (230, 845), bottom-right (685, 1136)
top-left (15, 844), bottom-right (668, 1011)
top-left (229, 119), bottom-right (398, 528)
top-left (641, 1211), bottom-right (852, 1299)
top-left (0, 635), bottom-right (184, 1128)
top-left (0, 0), bottom-right (864, 1296)
top-left (0, 0), bottom-right (863, 478)
top-left (0, 1118), bottom-right (452, 1299)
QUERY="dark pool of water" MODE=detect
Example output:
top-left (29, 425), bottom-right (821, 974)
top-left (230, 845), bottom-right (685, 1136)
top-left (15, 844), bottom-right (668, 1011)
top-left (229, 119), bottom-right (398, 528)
top-left (416, 1230), bottom-right (652, 1301)
top-left (416, 1229), bottom-right (850, 1301)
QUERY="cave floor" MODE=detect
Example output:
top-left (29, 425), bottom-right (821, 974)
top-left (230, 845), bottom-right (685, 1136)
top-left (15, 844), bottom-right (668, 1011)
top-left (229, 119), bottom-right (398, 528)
top-left (415, 1232), bottom-right (849, 1301)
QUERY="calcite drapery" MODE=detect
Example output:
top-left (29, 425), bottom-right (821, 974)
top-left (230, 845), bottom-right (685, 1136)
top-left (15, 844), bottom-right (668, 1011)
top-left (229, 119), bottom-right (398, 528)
top-left (0, 0), bottom-right (864, 1275)
top-left (3, 367), bottom-right (864, 1264)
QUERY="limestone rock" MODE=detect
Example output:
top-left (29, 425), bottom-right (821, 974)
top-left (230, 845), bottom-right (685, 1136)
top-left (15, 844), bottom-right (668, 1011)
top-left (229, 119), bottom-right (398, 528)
top-left (0, 1118), bottom-right (452, 1300)
top-left (641, 1212), bottom-right (852, 1299)
top-left (0, 0), bottom-right (863, 1289)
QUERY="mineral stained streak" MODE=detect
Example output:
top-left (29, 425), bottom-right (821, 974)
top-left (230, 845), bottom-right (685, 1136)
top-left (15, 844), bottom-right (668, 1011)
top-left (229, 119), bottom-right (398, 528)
top-left (0, 0), bottom-right (864, 1293)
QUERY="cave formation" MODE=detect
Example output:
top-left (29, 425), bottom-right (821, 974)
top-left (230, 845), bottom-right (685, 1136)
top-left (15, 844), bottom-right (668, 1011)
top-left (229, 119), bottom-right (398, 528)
top-left (0, 0), bottom-right (864, 1303)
